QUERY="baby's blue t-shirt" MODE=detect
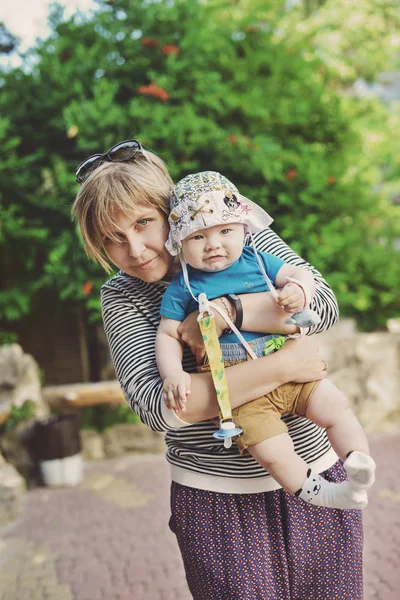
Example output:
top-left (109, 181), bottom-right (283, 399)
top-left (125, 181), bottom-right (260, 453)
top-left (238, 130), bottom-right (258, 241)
top-left (160, 246), bottom-right (285, 343)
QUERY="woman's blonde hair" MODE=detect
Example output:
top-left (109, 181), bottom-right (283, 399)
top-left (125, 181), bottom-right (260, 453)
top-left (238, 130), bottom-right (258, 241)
top-left (71, 149), bottom-right (174, 272)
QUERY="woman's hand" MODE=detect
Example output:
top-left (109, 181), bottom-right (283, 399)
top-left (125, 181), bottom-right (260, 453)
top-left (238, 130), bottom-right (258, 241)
top-left (177, 300), bottom-right (228, 363)
top-left (177, 310), bottom-right (206, 363)
top-left (278, 336), bottom-right (328, 383)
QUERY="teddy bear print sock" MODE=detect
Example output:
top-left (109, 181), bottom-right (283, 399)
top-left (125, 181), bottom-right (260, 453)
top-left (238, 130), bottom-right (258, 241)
top-left (296, 468), bottom-right (368, 510)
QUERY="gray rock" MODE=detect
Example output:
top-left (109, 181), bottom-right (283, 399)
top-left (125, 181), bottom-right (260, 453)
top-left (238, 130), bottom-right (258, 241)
top-left (319, 326), bottom-right (400, 434)
top-left (81, 429), bottom-right (105, 461)
top-left (0, 344), bottom-right (49, 419)
top-left (103, 423), bottom-right (166, 458)
top-left (0, 420), bottom-right (38, 482)
top-left (0, 457), bottom-right (26, 525)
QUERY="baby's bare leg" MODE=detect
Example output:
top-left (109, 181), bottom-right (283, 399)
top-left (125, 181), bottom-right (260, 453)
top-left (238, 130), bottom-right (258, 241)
top-left (305, 379), bottom-right (369, 461)
top-left (249, 433), bottom-right (308, 494)
top-left (306, 379), bottom-right (375, 490)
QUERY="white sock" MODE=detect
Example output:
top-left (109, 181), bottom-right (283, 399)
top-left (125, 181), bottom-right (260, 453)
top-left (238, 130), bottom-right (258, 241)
top-left (344, 451), bottom-right (376, 491)
top-left (297, 469), bottom-right (368, 510)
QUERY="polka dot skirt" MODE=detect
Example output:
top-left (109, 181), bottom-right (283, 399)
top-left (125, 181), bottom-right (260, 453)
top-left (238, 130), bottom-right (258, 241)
top-left (169, 461), bottom-right (363, 599)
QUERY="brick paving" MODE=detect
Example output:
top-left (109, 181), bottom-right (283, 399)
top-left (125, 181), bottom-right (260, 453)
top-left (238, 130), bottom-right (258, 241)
top-left (0, 434), bottom-right (399, 600)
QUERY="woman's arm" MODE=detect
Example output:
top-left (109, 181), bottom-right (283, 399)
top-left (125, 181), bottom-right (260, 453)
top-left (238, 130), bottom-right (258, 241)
top-left (156, 317), bottom-right (190, 412)
top-left (177, 293), bottom-right (298, 363)
top-left (156, 317), bottom-right (184, 380)
top-left (182, 336), bottom-right (328, 423)
top-left (101, 282), bottom-right (180, 433)
top-left (245, 228), bottom-right (338, 334)
top-left (102, 280), bottom-right (327, 430)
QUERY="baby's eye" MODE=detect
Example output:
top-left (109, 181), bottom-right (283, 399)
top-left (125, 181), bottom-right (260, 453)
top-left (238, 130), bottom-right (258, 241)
top-left (192, 234), bottom-right (204, 240)
top-left (220, 228), bottom-right (231, 234)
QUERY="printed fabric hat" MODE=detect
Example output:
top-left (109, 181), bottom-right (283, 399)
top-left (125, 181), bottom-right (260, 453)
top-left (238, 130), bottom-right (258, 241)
top-left (165, 171), bottom-right (274, 256)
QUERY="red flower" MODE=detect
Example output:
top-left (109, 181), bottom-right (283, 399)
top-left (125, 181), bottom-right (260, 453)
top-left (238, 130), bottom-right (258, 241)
top-left (82, 281), bottom-right (93, 296)
top-left (162, 44), bottom-right (180, 56)
top-left (138, 83), bottom-right (169, 101)
top-left (59, 50), bottom-right (71, 62)
top-left (287, 169), bottom-right (297, 181)
top-left (228, 135), bottom-right (237, 145)
top-left (328, 175), bottom-right (337, 185)
top-left (141, 37), bottom-right (159, 49)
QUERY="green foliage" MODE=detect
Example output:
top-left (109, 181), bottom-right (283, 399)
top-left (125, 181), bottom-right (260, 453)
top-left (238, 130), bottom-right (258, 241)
top-left (1, 400), bottom-right (36, 432)
top-left (282, 0), bottom-right (400, 84)
top-left (79, 403), bottom-right (139, 432)
top-left (0, 0), bottom-right (399, 332)
top-left (0, 330), bottom-right (18, 345)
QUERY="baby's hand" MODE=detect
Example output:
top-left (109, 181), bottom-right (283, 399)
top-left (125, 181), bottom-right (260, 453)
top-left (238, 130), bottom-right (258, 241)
top-left (277, 283), bottom-right (305, 314)
top-left (163, 370), bottom-right (191, 413)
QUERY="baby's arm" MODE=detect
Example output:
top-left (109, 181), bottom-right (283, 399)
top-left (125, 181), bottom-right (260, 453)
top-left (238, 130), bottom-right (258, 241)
top-left (155, 316), bottom-right (191, 412)
top-left (275, 263), bottom-right (316, 313)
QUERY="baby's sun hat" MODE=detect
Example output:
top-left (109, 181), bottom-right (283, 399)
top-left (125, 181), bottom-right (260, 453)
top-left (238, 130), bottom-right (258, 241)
top-left (165, 171), bottom-right (274, 256)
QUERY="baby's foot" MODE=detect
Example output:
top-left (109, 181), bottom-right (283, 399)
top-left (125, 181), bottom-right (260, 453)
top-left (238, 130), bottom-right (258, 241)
top-left (344, 451), bottom-right (376, 491)
top-left (298, 471), bottom-right (368, 510)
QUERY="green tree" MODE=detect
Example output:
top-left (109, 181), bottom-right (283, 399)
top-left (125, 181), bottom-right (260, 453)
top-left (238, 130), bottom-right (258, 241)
top-left (0, 0), bottom-right (399, 337)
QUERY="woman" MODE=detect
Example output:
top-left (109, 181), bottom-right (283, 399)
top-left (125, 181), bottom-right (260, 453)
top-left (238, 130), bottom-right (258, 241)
top-left (72, 140), bottom-right (363, 600)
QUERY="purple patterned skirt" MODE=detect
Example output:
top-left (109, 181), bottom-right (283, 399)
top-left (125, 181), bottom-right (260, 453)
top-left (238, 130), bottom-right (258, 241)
top-left (169, 461), bottom-right (363, 599)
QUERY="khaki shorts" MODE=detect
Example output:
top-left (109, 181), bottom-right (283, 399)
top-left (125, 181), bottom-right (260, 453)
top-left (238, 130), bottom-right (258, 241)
top-left (197, 357), bottom-right (320, 454)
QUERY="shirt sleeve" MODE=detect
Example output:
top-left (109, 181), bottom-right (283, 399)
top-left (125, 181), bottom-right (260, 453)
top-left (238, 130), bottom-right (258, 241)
top-left (159, 275), bottom-right (190, 321)
top-left (249, 228), bottom-right (339, 334)
top-left (101, 282), bottom-right (191, 432)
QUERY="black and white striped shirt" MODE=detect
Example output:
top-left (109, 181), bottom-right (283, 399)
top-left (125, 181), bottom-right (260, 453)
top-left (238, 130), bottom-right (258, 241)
top-left (102, 228), bottom-right (339, 494)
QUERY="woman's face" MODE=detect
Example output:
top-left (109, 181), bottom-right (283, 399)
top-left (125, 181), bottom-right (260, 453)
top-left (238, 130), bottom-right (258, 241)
top-left (103, 206), bottom-right (175, 282)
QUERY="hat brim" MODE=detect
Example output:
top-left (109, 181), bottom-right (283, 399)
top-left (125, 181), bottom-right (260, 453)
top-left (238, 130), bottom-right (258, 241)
top-left (165, 191), bottom-right (274, 256)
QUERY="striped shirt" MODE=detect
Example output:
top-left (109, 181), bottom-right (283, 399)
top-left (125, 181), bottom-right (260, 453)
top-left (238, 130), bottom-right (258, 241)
top-left (101, 228), bottom-right (339, 494)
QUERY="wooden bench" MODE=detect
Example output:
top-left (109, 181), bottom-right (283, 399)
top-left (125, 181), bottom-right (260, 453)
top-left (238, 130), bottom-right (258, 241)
top-left (42, 380), bottom-right (125, 409)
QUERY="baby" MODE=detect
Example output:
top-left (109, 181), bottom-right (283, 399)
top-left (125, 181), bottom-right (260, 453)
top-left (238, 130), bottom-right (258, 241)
top-left (156, 171), bottom-right (375, 510)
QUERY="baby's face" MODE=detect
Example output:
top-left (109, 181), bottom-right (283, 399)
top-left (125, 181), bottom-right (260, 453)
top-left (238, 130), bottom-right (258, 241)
top-left (182, 223), bottom-right (245, 272)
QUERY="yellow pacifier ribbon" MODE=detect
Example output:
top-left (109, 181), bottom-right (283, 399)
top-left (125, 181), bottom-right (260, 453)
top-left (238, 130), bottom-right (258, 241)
top-left (198, 308), bottom-right (232, 421)
top-left (197, 293), bottom-right (243, 448)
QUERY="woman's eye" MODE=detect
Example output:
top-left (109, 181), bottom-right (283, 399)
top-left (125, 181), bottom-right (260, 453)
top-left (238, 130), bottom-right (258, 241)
top-left (137, 219), bottom-right (151, 227)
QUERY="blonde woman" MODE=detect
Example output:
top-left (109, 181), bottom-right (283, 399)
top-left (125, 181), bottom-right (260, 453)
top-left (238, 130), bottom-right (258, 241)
top-left (72, 140), bottom-right (363, 600)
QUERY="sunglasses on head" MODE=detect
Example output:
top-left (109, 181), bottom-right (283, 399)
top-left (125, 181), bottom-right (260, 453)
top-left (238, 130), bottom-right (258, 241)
top-left (75, 139), bottom-right (143, 183)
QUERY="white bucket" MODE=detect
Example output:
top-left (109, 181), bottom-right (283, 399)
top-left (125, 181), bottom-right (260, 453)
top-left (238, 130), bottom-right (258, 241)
top-left (40, 453), bottom-right (83, 487)
top-left (62, 453), bottom-right (84, 486)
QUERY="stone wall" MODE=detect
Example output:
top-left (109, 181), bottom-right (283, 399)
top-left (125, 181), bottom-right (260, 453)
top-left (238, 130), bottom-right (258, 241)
top-left (0, 453), bottom-right (26, 526)
top-left (0, 344), bottom-right (49, 419)
top-left (318, 320), bottom-right (400, 434)
top-left (80, 424), bottom-right (166, 461)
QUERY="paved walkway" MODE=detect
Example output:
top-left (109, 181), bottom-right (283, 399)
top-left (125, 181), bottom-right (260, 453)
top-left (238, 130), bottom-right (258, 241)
top-left (0, 434), bottom-right (399, 600)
